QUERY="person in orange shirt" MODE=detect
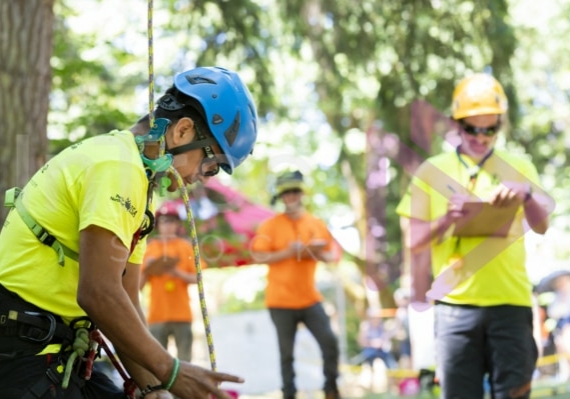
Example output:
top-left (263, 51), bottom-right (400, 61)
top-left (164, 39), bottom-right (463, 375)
top-left (142, 201), bottom-right (204, 362)
top-left (252, 170), bottom-right (342, 399)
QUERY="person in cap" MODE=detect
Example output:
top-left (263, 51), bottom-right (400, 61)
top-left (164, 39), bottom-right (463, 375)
top-left (252, 170), bottom-right (342, 399)
top-left (0, 66), bottom-right (257, 399)
top-left (396, 73), bottom-right (551, 398)
top-left (141, 201), bottom-right (206, 364)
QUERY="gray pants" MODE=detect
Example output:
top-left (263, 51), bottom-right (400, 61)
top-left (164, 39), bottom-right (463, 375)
top-left (434, 302), bottom-right (537, 399)
top-left (269, 303), bottom-right (340, 398)
top-left (149, 321), bottom-right (193, 362)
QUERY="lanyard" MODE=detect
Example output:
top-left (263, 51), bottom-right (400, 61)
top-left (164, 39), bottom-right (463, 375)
top-left (455, 146), bottom-right (494, 189)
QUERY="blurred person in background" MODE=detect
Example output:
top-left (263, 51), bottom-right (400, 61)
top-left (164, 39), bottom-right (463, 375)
top-left (141, 201), bottom-right (204, 362)
top-left (355, 308), bottom-right (398, 370)
top-left (393, 287), bottom-right (411, 368)
top-left (251, 170), bottom-right (342, 399)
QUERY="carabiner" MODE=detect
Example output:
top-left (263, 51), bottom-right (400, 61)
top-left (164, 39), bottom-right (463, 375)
top-left (20, 311), bottom-right (56, 345)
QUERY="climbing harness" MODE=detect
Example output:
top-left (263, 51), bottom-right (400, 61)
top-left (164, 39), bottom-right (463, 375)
top-left (18, 322), bottom-right (138, 399)
top-left (4, 187), bottom-right (78, 266)
top-left (0, 284), bottom-right (74, 357)
top-left (0, 284), bottom-right (136, 398)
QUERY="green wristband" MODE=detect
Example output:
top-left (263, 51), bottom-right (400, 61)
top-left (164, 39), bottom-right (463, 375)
top-left (164, 358), bottom-right (180, 390)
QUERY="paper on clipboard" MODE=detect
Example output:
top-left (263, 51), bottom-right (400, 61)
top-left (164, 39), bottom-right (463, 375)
top-left (452, 201), bottom-right (519, 237)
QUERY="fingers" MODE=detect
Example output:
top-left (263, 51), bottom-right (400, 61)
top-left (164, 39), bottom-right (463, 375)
top-left (446, 200), bottom-right (466, 220)
top-left (172, 364), bottom-right (244, 399)
top-left (212, 372), bottom-right (244, 384)
top-left (488, 184), bottom-right (522, 207)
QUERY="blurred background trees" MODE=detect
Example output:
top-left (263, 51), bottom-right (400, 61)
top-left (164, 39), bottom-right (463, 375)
top-left (2, 0), bottom-right (570, 347)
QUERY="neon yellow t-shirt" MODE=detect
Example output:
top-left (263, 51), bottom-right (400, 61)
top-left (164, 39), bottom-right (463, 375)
top-left (396, 148), bottom-right (542, 307)
top-left (0, 130), bottom-right (149, 322)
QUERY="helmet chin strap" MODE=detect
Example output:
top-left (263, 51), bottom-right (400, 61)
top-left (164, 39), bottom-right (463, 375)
top-left (136, 119), bottom-right (218, 197)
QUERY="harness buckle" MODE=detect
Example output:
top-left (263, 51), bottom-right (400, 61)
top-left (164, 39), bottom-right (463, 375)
top-left (37, 229), bottom-right (56, 247)
top-left (20, 311), bottom-right (57, 345)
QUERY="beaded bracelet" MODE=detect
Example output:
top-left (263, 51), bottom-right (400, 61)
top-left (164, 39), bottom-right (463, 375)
top-left (164, 358), bottom-right (180, 390)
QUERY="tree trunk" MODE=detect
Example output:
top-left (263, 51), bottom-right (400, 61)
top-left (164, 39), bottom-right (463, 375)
top-left (0, 0), bottom-right (54, 224)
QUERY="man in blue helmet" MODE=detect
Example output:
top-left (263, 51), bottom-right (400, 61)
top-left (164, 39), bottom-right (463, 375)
top-left (0, 66), bottom-right (257, 399)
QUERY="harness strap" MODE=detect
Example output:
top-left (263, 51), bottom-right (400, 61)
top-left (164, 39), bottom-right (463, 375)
top-left (4, 187), bottom-right (79, 266)
top-left (21, 357), bottom-right (85, 399)
top-left (4, 310), bottom-right (74, 346)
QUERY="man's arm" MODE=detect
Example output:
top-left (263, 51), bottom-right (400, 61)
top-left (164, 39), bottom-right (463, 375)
top-left (119, 261), bottom-right (168, 394)
top-left (400, 217), bottom-right (433, 306)
top-left (523, 192), bottom-right (550, 234)
top-left (489, 182), bottom-right (551, 234)
top-left (251, 243), bottom-right (298, 264)
top-left (78, 225), bottom-right (242, 399)
top-left (169, 268), bottom-right (197, 284)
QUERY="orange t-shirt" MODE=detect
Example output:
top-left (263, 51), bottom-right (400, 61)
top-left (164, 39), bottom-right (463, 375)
top-left (252, 212), bottom-right (334, 309)
top-left (143, 237), bottom-right (205, 324)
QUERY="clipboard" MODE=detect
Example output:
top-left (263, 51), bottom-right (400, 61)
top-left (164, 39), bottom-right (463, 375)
top-left (452, 201), bottom-right (519, 237)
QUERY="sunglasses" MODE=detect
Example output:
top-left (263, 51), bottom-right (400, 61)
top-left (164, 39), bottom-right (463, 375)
top-left (199, 145), bottom-right (221, 177)
top-left (459, 121), bottom-right (501, 137)
top-left (281, 188), bottom-right (303, 196)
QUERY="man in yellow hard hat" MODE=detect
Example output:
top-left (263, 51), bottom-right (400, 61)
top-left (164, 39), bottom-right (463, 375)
top-left (397, 73), bottom-right (552, 398)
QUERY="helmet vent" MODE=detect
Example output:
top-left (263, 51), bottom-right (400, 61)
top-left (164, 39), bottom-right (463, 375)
top-left (212, 114), bottom-right (224, 125)
top-left (224, 111), bottom-right (240, 146)
top-left (157, 94), bottom-right (185, 111)
top-left (185, 75), bottom-right (216, 85)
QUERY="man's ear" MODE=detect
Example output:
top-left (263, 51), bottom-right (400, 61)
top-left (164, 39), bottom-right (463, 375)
top-left (171, 117), bottom-right (195, 146)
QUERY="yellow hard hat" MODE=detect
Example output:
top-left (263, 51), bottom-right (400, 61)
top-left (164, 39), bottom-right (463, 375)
top-left (451, 73), bottom-right (508, 120)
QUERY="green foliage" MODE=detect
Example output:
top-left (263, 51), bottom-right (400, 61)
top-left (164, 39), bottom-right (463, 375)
top-left (48, 0), bottom-right (570, 296)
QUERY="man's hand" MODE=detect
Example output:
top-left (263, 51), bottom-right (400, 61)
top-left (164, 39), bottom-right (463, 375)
top-left (144, 256), bottom-right (179, 275)
top-left (170, 363), bottom-right (243, 399)
top-left (446, 193), bottom-right (472, 221)
top-left (488, 181), bottom-right (528, 208)
top-left (288, 240), bottom-right (332, 261)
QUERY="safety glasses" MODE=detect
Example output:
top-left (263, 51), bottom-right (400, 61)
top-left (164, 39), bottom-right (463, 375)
top-left (459, 121), bottom-right (501, 137)
top-left (199, 145), bottom-right (221, 177)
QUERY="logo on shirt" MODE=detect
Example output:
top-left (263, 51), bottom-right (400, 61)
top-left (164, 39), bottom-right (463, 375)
top-left (110, 194), bottom-right (138, 217)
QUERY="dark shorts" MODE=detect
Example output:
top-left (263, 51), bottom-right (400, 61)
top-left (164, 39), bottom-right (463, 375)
top-left (435, 302), bottom-right (537, 399)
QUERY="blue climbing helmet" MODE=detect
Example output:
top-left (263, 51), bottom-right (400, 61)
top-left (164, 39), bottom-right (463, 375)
top-left (173, 66), bottom-right (258, 174)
